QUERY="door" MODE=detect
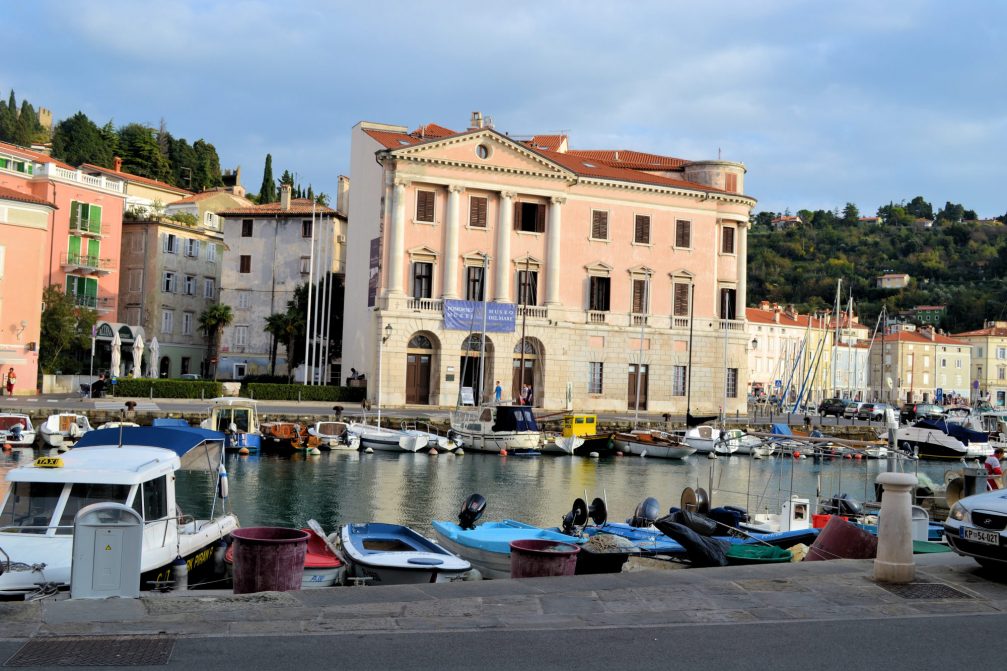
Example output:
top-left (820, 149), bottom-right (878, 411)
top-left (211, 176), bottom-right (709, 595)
top-left (405, 353), bottom-right (431, 405)
top-left (628, 364), bottom-right (648, 411)
top-left (512, 359), bottom-right (535, 405)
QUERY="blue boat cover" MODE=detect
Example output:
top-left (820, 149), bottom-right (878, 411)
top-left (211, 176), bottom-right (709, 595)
top-left (913, 418), bottom-right (987, 445)
top-left (492, 407), bottom-right (540, 432)
top-left (74, 426), bottom-right (225, 459)
top-left (771, 423), bottom-right (794, 436)
top-left (432, 520), bottom-right (583, 555)
top-left (151, 417), bottom-right (192, 428)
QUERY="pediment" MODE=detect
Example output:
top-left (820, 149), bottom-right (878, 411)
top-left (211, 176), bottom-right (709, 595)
top-left (626, 265), bottom-right (655, 277)
top-left (389, 129), bottom-right (576, 179)
top-left (512, 254), bottom-right (542, 269)
top-left (669, 268), bottom-right (695, 279)
top-left (408, 245), bottom-right (439, 261)
top-left (461, 250), bottom-right (491, 266)
top-left (585, 261), bottom-right (613, 276)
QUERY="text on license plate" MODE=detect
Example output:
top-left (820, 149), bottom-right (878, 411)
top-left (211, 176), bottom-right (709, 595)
top-left (962, 527), bottom-right (1000, 545)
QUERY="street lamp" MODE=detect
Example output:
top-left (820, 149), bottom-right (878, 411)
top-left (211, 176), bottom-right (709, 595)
top-left (377, 323), bottom-right (392, 426)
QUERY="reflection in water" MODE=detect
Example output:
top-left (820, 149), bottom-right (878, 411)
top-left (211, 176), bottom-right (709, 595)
top-left (175, 452), bottom-right (955, 536)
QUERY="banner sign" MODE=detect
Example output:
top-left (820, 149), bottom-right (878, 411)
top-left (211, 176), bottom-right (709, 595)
top-left (367, 237), bottom-right (381, 308)
top-left (443, 299), bottom-right (516, 333)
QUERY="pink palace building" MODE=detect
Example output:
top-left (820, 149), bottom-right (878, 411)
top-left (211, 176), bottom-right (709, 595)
top-left (342, 114), bottom-right (757, 414)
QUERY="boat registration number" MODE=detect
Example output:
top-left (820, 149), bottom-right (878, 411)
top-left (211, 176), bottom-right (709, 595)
top-left (962, 527), bottom-right (1000, 546)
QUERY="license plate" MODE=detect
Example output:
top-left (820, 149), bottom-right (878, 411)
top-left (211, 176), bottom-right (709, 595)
top-left (962, 527), bottom-right (1001, 545)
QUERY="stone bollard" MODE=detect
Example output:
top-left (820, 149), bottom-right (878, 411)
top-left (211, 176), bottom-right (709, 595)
top-left (874, 472), bottom-right (918, 583)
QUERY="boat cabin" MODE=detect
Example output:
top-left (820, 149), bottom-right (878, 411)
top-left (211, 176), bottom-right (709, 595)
top-left (562, 414), bottom-right (598, 438)
top-left (201, 397), bottom-right (260, 451)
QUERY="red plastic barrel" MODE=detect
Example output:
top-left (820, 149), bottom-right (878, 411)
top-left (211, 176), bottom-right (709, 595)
top-left (804, 516), bottom-right (877, 562)
top-left (509, 539), bottom-right (581, 578)
top-left (231, 527), bottom-right (309, 594)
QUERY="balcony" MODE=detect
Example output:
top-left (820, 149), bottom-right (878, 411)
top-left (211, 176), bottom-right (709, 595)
top-left (406, 297), bottom-right (443, 313)
top-left (587, 310), bottom-right (608, 324)
top-left (517, 305), bottom-right (548, 319)
top-left (631, 313), bottom-right (650, 327)
top-left (718, 319), bottom-right (746, 331)
top-left (69, 220), bottom-right (103, 238)
top-left (69, 293), bottom-right (115, 313)
top-left (61, 253), bottom-right (114, 275)
top-left (33, 162), bottom-right (124, 194)
top-left (672, 316), bottom-right (690, 330)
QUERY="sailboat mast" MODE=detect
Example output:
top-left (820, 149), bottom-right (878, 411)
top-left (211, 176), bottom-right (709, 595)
top-left (518, 258), bottom-right (530, 402)
top-left (686, 283), bottom-right (696, 423)
top-left (303, 202), bottom-right (316, 386)
top-left (478, 253), bottom-right (490, 405)
top-left (832, 279), bottom-right (841, 397)
top-left (632, 270), bottom-right (650, 427)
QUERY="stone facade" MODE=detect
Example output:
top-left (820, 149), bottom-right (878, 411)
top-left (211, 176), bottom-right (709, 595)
top-left (869, 326), bottom-right (971, 404)
top-left (952, 321), bottom-right (1007, 405)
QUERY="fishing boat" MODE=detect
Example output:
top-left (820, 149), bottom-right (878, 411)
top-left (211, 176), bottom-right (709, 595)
top-left (200, 397), bottom-right (261, 453)
top-left (613, 430), bottom-right (697, 459)
top-left (0, 414), bottom-right (35, 447)
top-left (0, 426), bottom-right (237, 596)
top-left (37, 413), bottom-right (92, 450)
top-left (306, 421), bottom-right (360, 451)
top-left (347, 422), bottom-right (428, 452)
top-left (896, 417), bottom-right (993, 460)
top-left (259, 421), bottom-right (304, 451)
top-left (338, 522), bottom-right (470, 585)
top-left (558, 414), bottom-right (614, 456)
top-left (449, 405), bottom-right (542, 453)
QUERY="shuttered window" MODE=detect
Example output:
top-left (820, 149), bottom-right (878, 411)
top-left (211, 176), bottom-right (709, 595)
top-left (591, 210), bottom-right (608, 240)
top-left (589, 277), bottom-right (610, 311)
top-left (673, 366), bottom-right (687, 396)
top-left (725, 173), bottom-right (738, 192)
top-left (416, 190), bottom-right (435, 222)
top-left (673, 283), bottom-right (690, 316)
top-left (632, 279), bottom-right (648, 313)
top-left (634, 215), bottom-right (651, 244)
top-left (675, 220), bottom-right (691, 248)
top-left (469, 197), bottom-right (487, 228)
top-left (515, 202), bottom-right (545, 233)
top-left (239, 255), bottom-right (251, 274)
top-left (722, 226), bottom-right (735, 254)
top-left (517, 270), bottom-right (538, 305)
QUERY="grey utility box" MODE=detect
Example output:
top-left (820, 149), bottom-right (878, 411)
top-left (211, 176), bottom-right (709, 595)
top-left (71, 503), bottom-right (143, 599)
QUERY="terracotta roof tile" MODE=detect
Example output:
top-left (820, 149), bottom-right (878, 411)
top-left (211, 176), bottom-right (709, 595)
top-left (0, 141), bottom-right (75, 170)
top-left (364, 129), bottom-right (425, 149)
top-left (217, 198), bottom-right (338, 217)
top-left (80, 164), bottom-right (191, 195)
top-left (170, 190), bottom-right (253, 206)
top-left (410, 123), bottom-right (456, 139)
top-left (953, 327), bottom-right (1007, 338)
top-left (882, 331), bottom-right (965, 346)
top-left (745, 307), bottom-right (864, 330)
top-left (526, 134), bottom-right (567, 151)
top-left (566, 149), bottom-right (689, 170)
top-left (0, 184), bottom-right (56, 208)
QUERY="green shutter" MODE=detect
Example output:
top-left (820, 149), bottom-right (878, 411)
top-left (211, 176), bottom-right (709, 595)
top-left (69, 201), bottom-right (79, 230)
top-left (89, 204), bottom-right (102, 234)
top-left (68, 236), bottom-right (81, 261)
top-left (65, 275), bottom-right (77, 294)
top-left (85, 278), bottom-right (98, 298)
top-left (87, 238), bottom-right (100, 265)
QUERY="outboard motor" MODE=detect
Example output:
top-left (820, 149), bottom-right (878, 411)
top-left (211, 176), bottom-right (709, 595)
top-left (627, 497), bottom-right (660, 528)
top-left (458, 494), bottom-right (487, 530)
top-left (561, 498), bottom-right (589, 535)
top-left (821, 493), bottom-right (863, 517)
top-left (9, 424), bottom-right (22, 442)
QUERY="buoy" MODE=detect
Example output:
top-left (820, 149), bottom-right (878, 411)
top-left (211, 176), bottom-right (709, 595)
top-left (854, 453), bottom-right (863, 460)
top-left (707, 452), bottom-right (718, 459)
top-left (453, 447), bottom-right (465, 455)
top-left (171, 555), bottom-right (188, 591)
top-left (217, 464), bottom-right (229, 499)
top-left (429, 447), bottom-right (439, 456)
top-left (499, 449), bottom-right (508, 456)
top-left (364, 447), bottom-right (374, 454)
top-left (615, 451), bottom-right (624, 457)
top-left (589, 451), bottom-right (600, 458)
top-left (792, 451), bottom-right (801, 459)
top-left (800, 454), bottom-right (808, 459)
top-left (238, 447), bottom-right (250, 456)
top-left (843, 453), bottom-right (853, 460)
top-left (2, 443), bottom-right (11, 451)
top-left (309, 447), bottom-right (321, 456)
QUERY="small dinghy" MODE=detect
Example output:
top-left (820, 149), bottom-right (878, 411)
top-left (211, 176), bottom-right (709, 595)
top-left (339, 522), bottom-right (470, 585)
top-left (0, 414), bottom-right (36, 447)
top-left (307, 421), bottom-right (360, 451)
top-left (38, 413), bottom-right (92, 450)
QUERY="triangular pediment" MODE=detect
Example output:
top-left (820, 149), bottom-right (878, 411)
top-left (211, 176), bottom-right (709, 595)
top-left (669, 268), bottom-right (695, 279)
top-left (512, 254), bottom-right (542, 269)
top-left (389, 128), bottom-right (576, 179)
top-left (627, 265), bottom-right (655, 277)
top-left (585, 261), bottom-right (613, 276)
top-left (461, 250), bottom-right (491, 266)
top-left (408, 245), bottom-right (439, 261)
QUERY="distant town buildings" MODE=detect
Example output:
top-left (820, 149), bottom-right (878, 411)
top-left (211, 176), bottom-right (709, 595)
top-left (869, 324), bottom-right (971, 404)
top-left (952, 321), bottom-right (1007, 406)
top-left (877, 272), bottom-right (910, 289)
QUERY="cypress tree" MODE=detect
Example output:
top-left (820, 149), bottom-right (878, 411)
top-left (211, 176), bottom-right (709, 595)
top-left (259, 154), bottom-right (276, 203)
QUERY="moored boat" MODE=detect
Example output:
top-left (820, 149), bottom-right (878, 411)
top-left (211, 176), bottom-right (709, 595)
top-left (338, 522), bottom-right (470, 585)
top-left (38, 413), bottom-right (92, 451)
top-left (306, 421), bottom-right (360, 451)
top-left (200, 397), bottom-right (261, 453)
top-left (896, 417), bottom-right (993, 460)
top-left (613, 430), bottom-right (697, 459)
top-left (225, 525), bottom-right (344, 588)
top-left (0, 414), bottom-right (35, 447)
top-left (449, 406), bottom-right (542, 453)
top-left (260, 421), bottom-right (304, 451)
top-left (348, 422), bottom-right (428, 452)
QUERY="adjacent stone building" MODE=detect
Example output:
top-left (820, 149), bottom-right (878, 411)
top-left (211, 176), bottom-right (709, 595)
top-left (952, 321), bottom-right (1007, 405)
top-left (868, 325), bottom-right (971, 404)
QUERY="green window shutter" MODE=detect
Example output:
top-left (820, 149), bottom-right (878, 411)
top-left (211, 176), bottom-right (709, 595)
top-left (69, 201), bottom-right (79, 230)
top-left (85, 277), bottom-right (98, 298)
top-left (87, 238), bottom-right (100, 263)
top-left (68, 236), bottom-right (81, 260)
top-left (89, 204), bottom-right (102, 234)
top-left (66, 275), bottom-right (77, 294)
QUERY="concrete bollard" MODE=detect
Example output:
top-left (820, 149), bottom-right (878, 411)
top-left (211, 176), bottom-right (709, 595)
top-left (874, 472), bottom-right (918, 583)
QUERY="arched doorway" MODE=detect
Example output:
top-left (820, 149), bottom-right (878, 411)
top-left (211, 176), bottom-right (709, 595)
top-left (459, 334), bottom-right (494, 405)
top-left (512, 337), bottom-right (543, 406)
top-left (405, 333), bottom-right (435, 405)
top-left (159, 356), bottom-right (171, 379)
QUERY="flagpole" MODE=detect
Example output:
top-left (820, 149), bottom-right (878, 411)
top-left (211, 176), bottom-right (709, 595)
top-left (303, 202), bottom-right (316, 385)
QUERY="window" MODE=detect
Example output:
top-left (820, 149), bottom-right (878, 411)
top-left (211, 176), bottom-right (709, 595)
top-left (128, 269), bottom-right (143, 292)
top-left (241, 219), bottom-right (253, 237)
top-left (69, 201), bottom-right (101, 234)
top-left (204, 212), bottom-right (216, 228)
top-left (515, 201), bottom-right (545, 233)
top-left (719, 288), bottom-right (737, 319)
top-left (412, 262), bottom-right (433, 299)
top-left (181, 357), bottom-right (191, 375)
top-left (589, 276), bottom-right (610, 311)
top-left (237, 291), bottom-right (251, 309)
top-left (725, 173), bottom-right (738, 192)
top-left (0, 481), bottom-right (63, 534)
top-left (234, 326), bottom-right (248, 347)
top-left (591, 210), bottom-right (609, 240)
top-left (56, 483), bottom-right (131, 534)
top-left (142, 476), bottom-right (168, 522)
top-left (673, 282), bottom-right (690, 317)
top-left (206, 244), bottom-right (217, 263)
top-left (673, 366), bottom-right (687, 396)
top-left (184, 238), bottom-right (200, 257)
top-left (162, 271), bottom-right (177, 293)
top-left (675, 220), bottom-right (691, 248)
top-left (300, 256), bottom-right (311, 275)
top-left (632, 278), bottom-right (649, 314)
top-left (517, 270), bottom-right (538, 305)
top-left (998, 347), bottom-right (1006, 360)
top-left (302, 219), bottom-right (313, 238)
top-left (1000, 367), bottom-right (1006, 381)
top-left (726, 368), bottom-right (738, 398)
top-left (469, 196), bottom-right (487, 228)
top-left (239, 255), bottom-right (251, 273)
top-left (416, 190), bottom-right (435, 222)
top-left (465, 266), bottom-right (485, 301)
top-left (941, 358), bottom-right (947, 368)
top-left (589, 362), bottom-right (604, 394)
top-left (126, 307), bottom-right (141, 324)
top-left (233, 363), bottom-right (247, 379)
top-left (722, 226), bottom-right (735, 254)
top-left (161, 309), bottom-right (174, 334)
top-left (130, 233), bottom-right (145, 253)
top-left (923, 355), bottom-right (930, 368)
top-left (956, 359), bottom-right (963, 369)
top-left (183, 275), bottom-right (196, 296)
top-left (634, 215), bottom-right (651, 244)
top-left (203, 278), bottom-right (216, 299)
top-left (182, 312), bottom-right (193, 335)
top-left (162, 233), bottom-right (179, 254)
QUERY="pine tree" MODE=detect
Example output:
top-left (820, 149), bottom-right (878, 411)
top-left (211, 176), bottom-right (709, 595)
top-left (258, 154), bottom-right (277, 203)
top-left (117, 123), bottom-right (171, 182)
top-left (52, 111), bottom-right (114, 167)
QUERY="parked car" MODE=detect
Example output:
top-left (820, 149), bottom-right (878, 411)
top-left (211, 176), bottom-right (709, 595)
top-left (946, 491), bottom-right (1007, 569)
top-left (844, 402), bottom-right (866, 419)
top-left (818, 398), bottom-right (851, 417)
top-left (900, 402), bottom-right (945, 424)
top-left (857, 402), bottom-right (893, 421)
top-left (179, 373), bottom-right (202, 380)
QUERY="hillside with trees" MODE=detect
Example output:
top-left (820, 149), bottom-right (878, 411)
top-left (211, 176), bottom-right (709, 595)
top-left (749, 198), bottom-right (1007, 333)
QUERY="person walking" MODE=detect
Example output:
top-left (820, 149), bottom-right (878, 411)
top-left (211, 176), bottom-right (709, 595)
top-left (4, 367), bottom-right (15, 397)
top-left (494, 380), bottom-right (502, 404)
top-left (985, 447), bottom-right (1005, 490)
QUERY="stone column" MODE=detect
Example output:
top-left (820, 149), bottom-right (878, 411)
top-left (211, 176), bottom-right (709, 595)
top-left (874, 471), bottom-right (918, 583)
top-left (386, 178), bottom-right (408, 296)
top-left (494, 191), bottom-right (515, 302)
top-left (443, 185), bottom-right (463, 299)
top-left (736, 222), bottom-right (747, 317)
top-left (545, 196), bottom-right (565, 306)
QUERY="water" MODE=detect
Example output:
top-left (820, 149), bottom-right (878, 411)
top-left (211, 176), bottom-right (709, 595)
top-left (175, 451), bottom-right (957, 536)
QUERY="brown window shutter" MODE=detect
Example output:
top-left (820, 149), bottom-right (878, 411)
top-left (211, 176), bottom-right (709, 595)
top-left (725, 173), bottom-right (737, 192)
top-left (592, 211), bottom-right (608, 239)
top-left (676, 220), bottom-right (691, 248)
top-left (635, 215), bottom-right (650, 244)
top-left (535, 204), bottom-right (545, 232)
top-left (470, 197), bottom-right (487, 227)
top-left (513, 201), bottom-right (523, 230)
top-left (674, 283), bottom-right (689, 316)
top-left (417, 191), bottom-right (435, 222)
top-left (632, 279), bottom-right (646, 313)
top-left (723, 226), bottom-right (735, 253)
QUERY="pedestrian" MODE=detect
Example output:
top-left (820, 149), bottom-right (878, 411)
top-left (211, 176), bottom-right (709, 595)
top-left (494, 380), bottom-right (502, 404)
top-left (91, 373), bottom-right (106, 399)
top-left (520, 384), bottom-right (532, 406)
top-left (985, 447), bottom-right (1005, 490)
top-left (4, 367), bottom-right (14, 397)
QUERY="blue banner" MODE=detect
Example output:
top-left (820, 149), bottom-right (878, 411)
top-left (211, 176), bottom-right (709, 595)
top-left (443, 299), bottom-right (516, 333)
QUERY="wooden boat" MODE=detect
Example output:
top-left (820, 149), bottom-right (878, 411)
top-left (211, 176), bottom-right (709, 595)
top-left (613, 430), bottom-right (697, 459)
top-left (260, 421), bottom-right (304, 450)
top-left (0, 414), bottom-right (36, 447)
top-left (200, 397), bottom-right (261, 453)
top-left (306, 421), bottom-right (360, 451)
top-left (338, 522), bottom-right (470, 585)
top-left (38, 413), bottom-right (92, 451)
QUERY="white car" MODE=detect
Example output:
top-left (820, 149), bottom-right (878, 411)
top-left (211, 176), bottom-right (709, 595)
top-left (945, 491), bottom-right (1007, 568)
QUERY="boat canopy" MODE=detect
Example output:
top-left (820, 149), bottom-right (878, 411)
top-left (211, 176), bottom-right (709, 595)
top-left (73, 427), bottom-right (224, 471)
top-left (771, 423), bottom-right (794, 436)
top-left (492, 406), bottom-right (540, 433)
top-left (914, 418), bottom-right (987, 445)
top-left (7, 446), bottom-right (178, 485)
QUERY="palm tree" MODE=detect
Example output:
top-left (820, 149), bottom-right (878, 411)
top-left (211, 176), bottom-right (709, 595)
top-left (267, 311), bottom-right (303, 383)
top-left (198, 304), bottom-right (234, 380)
top-left (264, 312), bottom-right (288, 376)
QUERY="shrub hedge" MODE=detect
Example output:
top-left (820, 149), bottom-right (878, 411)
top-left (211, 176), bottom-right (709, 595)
top-left (244, 383), bottom-right (366, 402)
top-left (111, 378), bottom-right (223, 399)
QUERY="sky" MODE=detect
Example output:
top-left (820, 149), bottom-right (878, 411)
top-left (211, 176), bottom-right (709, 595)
top-left (4, 1), bottom-right (1007, 217)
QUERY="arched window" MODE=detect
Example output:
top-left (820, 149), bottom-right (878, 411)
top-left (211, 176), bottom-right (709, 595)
top-left (513, 339), bottom-right (538, 355)
top-left (408, 335), bottom-right (433, 350)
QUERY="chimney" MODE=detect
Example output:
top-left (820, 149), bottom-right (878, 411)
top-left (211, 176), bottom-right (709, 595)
top-left (280, 184), bottom-right (291, 211)
top-left (336, 175), bottom-right (350, 216)
top-left (113, 156), bottom-right (122, 172)
top-left (469, 111), bottom-right (484, 130)
top-left (784, 304), bottom-right (797, 319)
top-left (759, 300), bottom-right (770, 310)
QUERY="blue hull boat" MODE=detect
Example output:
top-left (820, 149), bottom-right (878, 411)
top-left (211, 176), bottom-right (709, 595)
top-left (431, 520), bottom-right (584, 579)
top-left (339, 523), bottom-right (470, 585)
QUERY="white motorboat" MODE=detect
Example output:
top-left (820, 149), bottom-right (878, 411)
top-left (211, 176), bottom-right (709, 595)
top-left (864, 445), bottom-right (889, 459)
top-left (0, 414), bottom-right (35, 447)
top-left (684, 425), bottom-right (727, 454)
top-left (307, 421), bottom-right (360, 451)
top-left (541, 436), bottom-right (584, 455)
top-left (751, 443), bottom-right (778, 459)
top-left (37, 413), bottom-right (92, 451)
top-left (95, 421), bottom-right (140, 430)
top-left (200, 397), bottom-right (261, 453)
top-left (400, 422), bottom-right (463, 452)
top-left (715, 429), bottom-right (764, 455)
top-left (896, 417), bottom-right (993, 460)
top-left (0, 426), bottom-right (238, 597)
top-left (338, 522), bottom-right (470, 585)
top-left (449, 406), bottom-right (542, 453)
top-left (348, 422), bottom-right (428, 452)
top-left (614, 430), bottom-right (697, 459)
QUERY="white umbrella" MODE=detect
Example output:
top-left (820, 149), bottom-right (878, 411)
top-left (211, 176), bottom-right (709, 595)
top-left (132, 333), bottom-right (145, 378)
top-left (149, 337), bottom-right (160, 378)
top-left (110, 331), bottom-right (122, 378)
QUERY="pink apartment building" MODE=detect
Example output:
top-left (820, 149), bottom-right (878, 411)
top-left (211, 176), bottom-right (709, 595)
top-left (342, 114), bottom-right (757, 413)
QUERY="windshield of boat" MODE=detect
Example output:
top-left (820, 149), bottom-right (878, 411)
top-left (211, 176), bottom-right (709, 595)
top-left (215, 408), bottom-right (251, 432)
top-left (0, 482), bottom-right (65, 534)
top-left (55, 483), bottom-right (133, 534)
top-left (0, 416), bottom-right (28, 430)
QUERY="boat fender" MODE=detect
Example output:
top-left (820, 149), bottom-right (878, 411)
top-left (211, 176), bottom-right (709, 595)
top-left (364, 447), bottom-right (374, 454)
top-left (499, 449), bottom-right (508, 456)
top-left (2, 444), bottom-right (10, 452)
top-left (454, 448), bottom-right (465, 455)
top-left (213, 539), bottom-right (228, 575)
top-left (429, 447), bottom-right (439, 456)
top-left (589, 451), bottom-right (600, 458)
top-left (218, 464), bottom-right (229, 499)
top-left (238, 447), bottom-right (250, 456)
top-left (171, 555), bottom-right (188, 591)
